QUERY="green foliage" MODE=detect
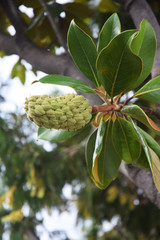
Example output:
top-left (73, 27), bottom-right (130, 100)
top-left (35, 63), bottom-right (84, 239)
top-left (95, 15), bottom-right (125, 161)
top-left (11, 60), bottom-right (26, 85)
top-left (130, 19), bottom-right (156, 88)
top-left (39, 74), bottom-right (95, 93)
top-left (112, 118), bottom-right (141, 163)
top-left (36, 13), bottom-right (160, 193)
top-left (97, 30), bottom-right (142, 97)
top-left (38, 127), bottom-right (78, 142)
top-left (1, 1), bottom-right (160, 239)
top-left (97, 13), bottom-right (121, 53)
top-left (67, 20), bottom-right (99, 87)
top-left (134, 75), bottom-right (160, 104)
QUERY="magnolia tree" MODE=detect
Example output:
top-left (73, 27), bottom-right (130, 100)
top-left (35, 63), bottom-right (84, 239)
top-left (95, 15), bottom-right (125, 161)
top-left (0, 0), bottom-right (160, 228)
top-left (25, 13), bottom-right (160, 192)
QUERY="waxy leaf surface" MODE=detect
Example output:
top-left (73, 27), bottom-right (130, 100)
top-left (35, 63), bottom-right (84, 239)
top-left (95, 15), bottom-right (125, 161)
top-left (112, 118), bottom-right (141, 163)
top-left (134, 75), bottom-right (160, 104)
top-left (97, 30), bottom-right (142, 98)
top-left (122, 104), bottom-right (160, 136)
top-left (138, 127), bottom-right (160, 158)
top-left (39, 74), bottom-right (95, 94)
top-left (92, 120), bottom-right (121, 185)
top-left (68, 20), bottom-right (99, 87)
top-left (131, 119), bottom-right (160, 192)
top-left (86, 129), bottom-right (111, 189)
top-left (131, 19), bottom-right (156, 89)
top-left (38, 128), bottom-right (77, 142)
top-left (97, 13), bottom-right (121, 53)
top-left (130, 119), bottom-right (153, 170)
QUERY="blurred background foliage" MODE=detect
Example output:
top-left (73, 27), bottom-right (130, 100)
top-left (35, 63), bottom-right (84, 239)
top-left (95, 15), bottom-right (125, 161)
top-left (0, 0), bottom-right (160, 239)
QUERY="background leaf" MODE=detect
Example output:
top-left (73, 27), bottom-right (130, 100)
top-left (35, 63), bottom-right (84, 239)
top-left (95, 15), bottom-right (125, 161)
top-left (122, 104), bottom-right (160, 136)
top-left (112, 118), bottom-right (141, 163)
top-left (134, 75), bottom-right (160, 104)
top-left (97, 13), bottom-right (121, 53)
top-left (11, 60), bottom-right (26, 84)
top-left (38, 128), bottom-right (77, 142)
top-left (39, 74), bottom-right (96, 94)
top-left (67, 20), bottom-right (99, 87)
top-left (130, 19), bottom-right (156, 89)
top-left (97, 30), bottom-right (142, 98)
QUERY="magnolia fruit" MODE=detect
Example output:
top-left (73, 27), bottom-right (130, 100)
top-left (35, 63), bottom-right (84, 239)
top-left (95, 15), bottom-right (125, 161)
top-left (24, 94), bottom-right (92, 131)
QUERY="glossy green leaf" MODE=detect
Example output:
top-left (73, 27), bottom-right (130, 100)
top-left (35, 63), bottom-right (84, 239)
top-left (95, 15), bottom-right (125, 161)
top-left (133, 75), bottom-right (160, 104)
top-left (134, 147), bottom-right (150, 170)
top-left (130, 119), bottom-right (153, 170)
top-left (93, 118), bottom-right (106, 162)
top-left (39, 74), bottom-right (96, 94)
top-left (92, 120), bottom-right (121, 186)
top-left (67, 20), bottom-right (99, 87)
top-left (122, 104), bottom-right (160, 136)
top-left (131, 19), bottom-right (156, 89)
top-left (85, 129), bottom-right (110, 189)
top-left (97, 30), bottom-right (142, 98)
top-left (38, 128), bottom-right (77, 142)
top-left (112, 118), bottom-right (141, 163)
top-left (131, 119), bottom-right (160, 192)
top-left (97, 13), bottom-right (121, 53)
top-left (138, 127), bottom-right (160, 158)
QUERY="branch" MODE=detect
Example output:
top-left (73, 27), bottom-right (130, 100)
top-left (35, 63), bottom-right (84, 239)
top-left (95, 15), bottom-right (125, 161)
top-left (0, 30), bottom-right (18, 55)
top-left (120, 162), bottom-right (160, 209)
top-left (0, 0), bottom-right (26, 35)
top-left (38, 0), bottom-right (68, 53)
top-left (114, 0), bottom-right (160, 78)
top-left (0, 0), bottom-right (103, 105)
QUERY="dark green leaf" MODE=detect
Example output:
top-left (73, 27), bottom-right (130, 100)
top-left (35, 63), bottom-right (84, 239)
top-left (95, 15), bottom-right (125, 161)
top-left (39, 74), bottom-right (96, 94)
top-left (67, 20), bottom-right (99, 87)
top-left (92, 120), bottom-right (121, 186)
top-left (38, 128), bottom-right (77, 142)
top-left (131, 19), bottom-right (156, 88)
top-left (122, 104), bottom-right (160, 136)
top-left (97, 30), bottom-right (142, 98)
top-left (85, 129), bottom-right (109, 189)
top-left (93, 119), bottom-right (106, 161)
top-left (134, 75), bottom-right (160, 104)
top-left (97, 13), bottom-right (121, 53)
top-left (130, 118), bottom-right (152, 170)
top-left (112, 118), bottom-right (141, 163)
top-left (134, 148), bottom-right (150, 170)
top-left (131, 119), bottom-right (160, 192)
top-left (138, 127), bottom-right (160, 158)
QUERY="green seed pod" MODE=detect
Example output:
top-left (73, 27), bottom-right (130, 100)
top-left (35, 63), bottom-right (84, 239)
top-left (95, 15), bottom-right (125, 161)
top-left (24, 94), bottom-right (92, 131)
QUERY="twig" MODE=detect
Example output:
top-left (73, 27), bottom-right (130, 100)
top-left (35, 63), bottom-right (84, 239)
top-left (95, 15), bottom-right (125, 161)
top-left (38, 0), bottom-right (68, 53)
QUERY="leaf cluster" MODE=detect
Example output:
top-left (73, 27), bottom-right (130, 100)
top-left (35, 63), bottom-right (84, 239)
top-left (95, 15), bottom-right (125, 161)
top-left (37, 13), bottom-right (160, 192)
